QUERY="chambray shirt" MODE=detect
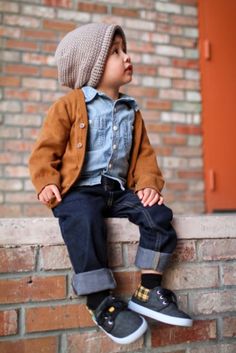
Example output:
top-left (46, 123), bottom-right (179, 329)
top-left (76, 86), bottom-right (139, 190)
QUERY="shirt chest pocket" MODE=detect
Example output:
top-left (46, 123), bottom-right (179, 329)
top-left (87, 115), bottom-right (106, 151)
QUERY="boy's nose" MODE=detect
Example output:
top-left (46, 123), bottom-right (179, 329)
top-left (124, 53), bottom-right (131, 63)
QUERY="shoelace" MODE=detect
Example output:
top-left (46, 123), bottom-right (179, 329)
top-left (156, 288), bottom-right (177, 306)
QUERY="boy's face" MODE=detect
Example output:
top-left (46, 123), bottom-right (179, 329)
top-left (98, 34), bottom-right (133, 90)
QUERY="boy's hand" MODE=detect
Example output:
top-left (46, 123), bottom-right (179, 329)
top-left (137, 188), bottom-right (164, 207)
top-left (39, 185), bottom-right (62, 205)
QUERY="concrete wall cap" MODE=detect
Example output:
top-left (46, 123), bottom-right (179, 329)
top-left (0, 215), bottom-right (235, 246)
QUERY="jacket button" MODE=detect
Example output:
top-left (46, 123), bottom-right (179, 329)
top-left (77, 142), bottom-right (83, 148)
top-left (79, 122), bottom-right (85, 128)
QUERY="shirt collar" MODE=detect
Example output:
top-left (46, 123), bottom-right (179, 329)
top-left (82, 86), bottom-right (139, 111)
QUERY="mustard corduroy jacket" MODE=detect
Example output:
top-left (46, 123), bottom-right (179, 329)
top-left (29, 89), bottom-right (164, 208)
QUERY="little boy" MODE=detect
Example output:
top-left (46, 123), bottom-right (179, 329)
top-left (29, 23), bottom-right (192, 345)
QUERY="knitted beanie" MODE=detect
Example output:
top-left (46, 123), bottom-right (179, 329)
top-left (55, 23), bottom-right (127, 89)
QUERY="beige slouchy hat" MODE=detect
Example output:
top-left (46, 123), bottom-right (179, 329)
top-left (54, 22), bottom-right (127, 89)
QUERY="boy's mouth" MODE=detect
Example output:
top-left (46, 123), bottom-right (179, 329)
top-left (125, 64), bottom-right (133, 73)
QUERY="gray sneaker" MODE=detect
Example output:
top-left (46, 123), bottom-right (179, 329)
top-left (128, 285), bottom-right (193, 327)
top-left (91, 295), bottom-right (148, 344)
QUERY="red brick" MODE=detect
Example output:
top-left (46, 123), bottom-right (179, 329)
top-left (0, 310), bottom-right (18, 336)
top-left (43, 0), bottom-right (72, 8)
top-left (0, 246), bottom-right (36, 273)
top-left (26, 304), bottom-right (94, 332)
top-left (178, 170), bottom-right (203, 179)
top-left (171, 36), bottom-right (196, 48)
top-left (78, 2), bottom-right (108, 14)
top-left (0, 179), bottom-right (22, 191)
top-left (108, 243), bottom-right (123, 267)
top-left (0, 26), bottom-right (21, 38)
top-left (126, 243), bottom-right (138, 266)
top-left (43, 19), bottom-right (75, 32)
top-left (127, 86), bottom-right (158, 98)
top-left (67, 331), bottom-right (144, 353)
top-left (223, 264), bottom-right (236, 285)
top-left (0, 275), bottom-right (66, 304)
top-left (192, 290), bottom-right (236, 315)
top-left (4, 15), bottom-right (40, 28)
top-left (4, 166), bottom-right (29, 178)
top-left (42, 42), bottom-right (57, 53)
top-left (198, 239), bottom-right (236, 261)
top-left (114, 271), bottom-right (140, 295)
top-left (0, 153), bottom-right (21, 164)
top-left (167, 182), bottom-right (188, 191)
top-left (175, 0), bottom-right (198, 5)
top-left (4, 140), bottom-right (34, 152)
top-left (171, 14), bottom-right (198, 26)
top-left (5, 39), bottom-right (38, 51)
top-left (145, 99), bottom-right (172, 110)
top-left (0, 205), bottom-right (21, 217)
top-left (178, 192), bottom-right (204, 202)
top-left (134, 64), bottom-right (157, 76)
top-left (171, 240), bottom-right (197, 263)
top-left (0, 336), bottom-right (58, 353)
top-left (146, 123), bottom-right (172, 133)
top-left (112, 7), bottom-right (139, 18)
top-left (0, 77), bottom-right (20, 87)
top-left (5, 64), bottom-right (39, 76)
top-left (23, 102), bottom-right (49, 114)
top-left (40, 245), bottom-right (71, 270)
top-left (172, 58), bottom-right (199, 69)
top-left (173, 78), bottom-right (200, 90)
top-left (23, 204), bottom-right (52, 217)
top-left (163, 264), bottom-right (219, 290)
top-left (158, 23), bottom-right (183, 36)
top-left (129, 41), bottom-right (155, 53)
top-left (41, 67), bottom-right (58, 78)
top-left (22, 29), bottom-right (56, 40)
top-left (190, 344), bottom-right (236, 353)
top-left (154, 146), bottom-right (172, 156)
top-left (22, 53), bottom-right (52, 66)
top-left (223, 317), bottom-right (236, 338)
top-left (176, 125), bottom-right (202, 135)
top-left (4, 89), bottom-right (41, 101)
top-left (160, 89), bottom-right (184, 100)
top-left (164, 136), bottom-right (187, 145)
top-left (151, 320), bottom-right (216, 347)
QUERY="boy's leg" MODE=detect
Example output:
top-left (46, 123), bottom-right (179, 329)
top-left (110, 189), bottom-right (193, 327)
top-left (52, 186), bottom-right (116, 295)
top-left (52, 185), bottom-right (148, 344)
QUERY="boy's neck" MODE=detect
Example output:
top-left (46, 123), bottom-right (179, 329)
top-left (96, 85), bottom-right (120, 101)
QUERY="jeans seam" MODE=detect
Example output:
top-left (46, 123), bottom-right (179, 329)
top-left (115, 200), bottom-right (156, 229)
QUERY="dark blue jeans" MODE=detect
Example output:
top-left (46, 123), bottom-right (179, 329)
top-left (52, 185), bottom-right (177, 295)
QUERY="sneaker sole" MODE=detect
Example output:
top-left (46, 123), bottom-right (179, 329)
top-left (96, 316), bottom-right (148, 345)
top-left (128, 301), bottom-right (193, 327)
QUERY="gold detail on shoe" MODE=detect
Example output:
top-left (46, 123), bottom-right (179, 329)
top-left (108, 306), bottom-right (115, 313)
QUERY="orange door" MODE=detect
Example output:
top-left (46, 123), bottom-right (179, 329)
top-left (199, 0), bottom-right (236, 212)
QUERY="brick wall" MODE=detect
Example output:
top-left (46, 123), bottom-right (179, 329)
top-left (0, 0), bottom-right (204, 217)
top-left (0, 215), bottom-right (235, 352)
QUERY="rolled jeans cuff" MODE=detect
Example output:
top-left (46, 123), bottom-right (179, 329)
top-left (135, 246), bottom-right (172, 273)
top-left (72, 268), bottom-right (116, 295)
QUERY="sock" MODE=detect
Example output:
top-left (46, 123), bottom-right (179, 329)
top-left (87, 290), bottom-right (110, 311)
top-left (141, 273), bottom-right (162, 289)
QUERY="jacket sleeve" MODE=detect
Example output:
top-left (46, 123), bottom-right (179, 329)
top-left (133, 117), bottom-right (165, 194)
top-left (29, 98), bottom-right (72, 196)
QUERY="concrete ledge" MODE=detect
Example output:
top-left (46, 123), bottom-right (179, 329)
top-left (0, 215), bottom-right (235, 246)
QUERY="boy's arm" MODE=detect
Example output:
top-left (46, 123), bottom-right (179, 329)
top-left (131, 114), bottom-right (165, 194)
top-left (29, 99), bottom-right (72, 197)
